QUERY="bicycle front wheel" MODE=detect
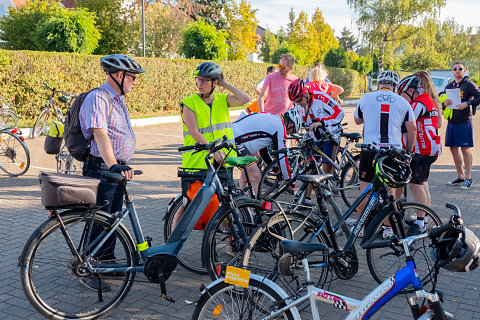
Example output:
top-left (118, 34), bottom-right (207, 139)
top-left (192, 278), bottom-right (297, 320)
top-left (202, 198), bottom-right (265, 281)
top-left (0, 130), bottom-right (30, 176)
top-left (19, 210), bottom-right (137, 319)
top-left (32, 108), bottom-right (49, 138)
top-left (364, 202), bottom-right (441, 292)
top-left (0, 109), bottom-right (18, 128)
top-left (164, 193), bottom-right (208, 274)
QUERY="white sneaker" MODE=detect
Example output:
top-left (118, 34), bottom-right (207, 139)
top-left (382, 226), bottom-right (393, 239)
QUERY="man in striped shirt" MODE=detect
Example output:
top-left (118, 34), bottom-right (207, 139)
top-left (78, 54), bottom-right (145, 291)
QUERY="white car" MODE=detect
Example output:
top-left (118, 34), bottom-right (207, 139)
top-left (430, 76), bottom-right (451, 94)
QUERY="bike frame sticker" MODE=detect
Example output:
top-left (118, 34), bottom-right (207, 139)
top-left (317, 289), bottom-right (348, 310)
top-left (354, 275), bottom-right (395, 319)
top-left (224, 266), bottom-right (251, 288)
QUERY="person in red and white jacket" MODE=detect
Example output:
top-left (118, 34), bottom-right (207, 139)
top-left (397, 74), bottom-right (441, 235)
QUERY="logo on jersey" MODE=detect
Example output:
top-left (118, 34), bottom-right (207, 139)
top-left (376, 94), bottom-right (396, 103)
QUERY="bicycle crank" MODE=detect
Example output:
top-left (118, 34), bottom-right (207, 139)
top-left (332, 250), bottom-right (358, 280)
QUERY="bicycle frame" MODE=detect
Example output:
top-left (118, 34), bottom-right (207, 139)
top-left (258, 235), bottom-right (444, 320)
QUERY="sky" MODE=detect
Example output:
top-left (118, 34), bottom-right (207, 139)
top-left (249, 0), bottom-right (480, 38)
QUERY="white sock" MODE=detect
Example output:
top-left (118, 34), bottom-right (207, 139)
top-left (415, 218), bottom-right (425, 228)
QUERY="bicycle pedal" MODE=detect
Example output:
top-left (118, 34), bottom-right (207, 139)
top-left (161, 294), bottom-right (175, 303)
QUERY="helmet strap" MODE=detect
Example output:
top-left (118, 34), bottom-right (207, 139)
top-left (109, 72), bottom-right (126, 96)
top-left (199, 81), bottom-right (216, 98)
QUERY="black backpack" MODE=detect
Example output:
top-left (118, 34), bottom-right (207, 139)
top-left (64, 88), bottom-right (113, 161)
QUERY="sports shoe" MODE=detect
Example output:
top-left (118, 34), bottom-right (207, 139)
top-left (460, 179), bottom-right (472, 190)
top-left (79, 275), bottom-right (111, 292)
top-left (382, 226), bottom-right (393, 239)
top-left (303, 198), bottom-right (314, 206)
top-left (406, 223), bottom-right (427, 236)
top-left (448, 177), bottom-right (464, 185)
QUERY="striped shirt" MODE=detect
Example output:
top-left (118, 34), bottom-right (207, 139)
top-left (79, 82), bottom-right (136, 162)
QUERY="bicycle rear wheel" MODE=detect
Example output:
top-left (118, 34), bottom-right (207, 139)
top-left (192, 278), bottom-right (296, 320)
top-left (163, 193), bottom-right (208, 274)
top-left (0, 130), bottom-right (30, 176)
top-left (364, 202), bottom-right (441, 292)
top-left (339, 154), bottom-right (361, 209)
top-left (0, 109), bottom-right (18, 128)
top-left (201, 198), bottom-right (265, 281)
top-left (19, 210), bottom-right (137, 319)
top-left (32, 108), bottom-right (49, 138)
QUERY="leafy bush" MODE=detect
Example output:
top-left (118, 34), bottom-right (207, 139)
top-left (0, 49), bottom-right (361, 123)
top-left (180, 20), bottom-right (229, 60)
top-left (324, 47), bottom-right (348, 69)
top-left (34, 8), bottom-right (100, 54)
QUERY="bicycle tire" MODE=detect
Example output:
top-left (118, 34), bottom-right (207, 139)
top-left (0, 130), bottom-right (30, 176)
top-left (0, 109), bottom-right (18, 128)
top-left (339, 153), bottom-right (361, 208)
top-left (241, 212), bottom-right (330, 294)
top-left (19, 210), bottom-right (137, 319)
top-left (364, 202), bottom-right (441, 293)
top-left (32, 108), bottom-right (49, 138)
top-left (202, 198), bottom-right (265, 281)
top-left (257, 159), bottom-right (282, 200)
top-left (192, 278), bottom-right (296, 320)
top-left (163, 193), bottom-right (208, 275)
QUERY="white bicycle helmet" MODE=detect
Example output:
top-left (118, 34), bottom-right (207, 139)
top-left (377, 70), bottom-right (400, 86)
top-left (283, 108), bottom-right (302, 133)
top-left (432, 227), bottom-right (480, 272)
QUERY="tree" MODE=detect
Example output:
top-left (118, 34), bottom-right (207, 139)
top-left (194, 0), bottom-right (227, 30)
top-left (338, 27), bottom-right (356, 51)
top-left (76, 0), bottom-right (138, 54)
top-left (348, 0), bottom-right (446, 72)
top-left (324, 47), bottom-right (348, 68)
top-left (34, 8), bottom-right (100, 53)
top-left (259, 30), bottom-right (278, 63)
top-left (0, 0), bottom-right (61, 50)
top-left (224, 0), bottom-right (258, 60)
top-left (130, 2), bottom-right (191, 58)
top-left (180, 20), bottom-right (229, 60)
top-left (270, 43), bottom-right (305, 65)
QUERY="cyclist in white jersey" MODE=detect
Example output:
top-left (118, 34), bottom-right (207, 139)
top-left (353, 70), bottom-right (416, 236)
top-left (232, 109), bottom-right (302, 195)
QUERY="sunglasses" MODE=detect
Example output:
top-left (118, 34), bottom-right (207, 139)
top-left (195, 77), bottom-right (212, 84)
top-left (125, 73), bottom-right (137, 81)
top-left (452, 67), bottom-right (464, 71)
top-left (277, 64), bottom-right (288, 70)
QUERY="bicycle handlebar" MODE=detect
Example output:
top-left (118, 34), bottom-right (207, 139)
top-left (177, 136), bottom-right (234, 154)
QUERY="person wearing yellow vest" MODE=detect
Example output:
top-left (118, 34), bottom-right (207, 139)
top-left (172, 62), bottom-right (250, 230)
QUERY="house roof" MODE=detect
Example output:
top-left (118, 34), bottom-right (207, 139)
top-left (11, 0), bottom-right (29, 7)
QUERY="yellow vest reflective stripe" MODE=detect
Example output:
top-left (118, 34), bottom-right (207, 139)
top-left (181, 93), bottom-right (236, 169)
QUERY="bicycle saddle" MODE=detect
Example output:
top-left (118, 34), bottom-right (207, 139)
top-left (341, 132), bottom-right (362, 141)
top-left (297, 174), bottom-right (333, 184)
top-left (280, 240), bottom-right (329, 254)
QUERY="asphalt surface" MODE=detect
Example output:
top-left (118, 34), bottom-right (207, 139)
top-left (1, 106), bottom-right (479, 319)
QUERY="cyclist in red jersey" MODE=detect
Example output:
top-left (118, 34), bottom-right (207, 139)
top-left (397, 74), bottom-right (442, 235)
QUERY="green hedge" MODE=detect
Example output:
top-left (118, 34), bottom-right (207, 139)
top-left (0, 49), bottom-right (362, 123)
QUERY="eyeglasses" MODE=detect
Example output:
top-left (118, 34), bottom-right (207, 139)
top-left (195, 77), bottom-right (212, 84)
top-left (452, 67), bottom-right (464, 71)
top-left (125, 73), bottom-right (137, 81)
top-left (277, 64), bottom-right (288, 70)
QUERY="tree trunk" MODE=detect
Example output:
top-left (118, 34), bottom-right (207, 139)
top-left (378, 39), bottom-right (386, 74)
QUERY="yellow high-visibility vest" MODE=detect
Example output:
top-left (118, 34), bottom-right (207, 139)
top-left (181, 93), bottom-right (236, 169)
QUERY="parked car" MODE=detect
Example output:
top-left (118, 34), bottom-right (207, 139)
top-left (431, 76), bottom-right (451, 94)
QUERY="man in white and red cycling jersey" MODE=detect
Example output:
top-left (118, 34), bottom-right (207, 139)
top-left (288, 78), bottom-right (345, 204)
top-left (397, 74), bottom-right (441, 235)
top-left (232, 108), bottom-right (302, 195)
top-left (354, 70), bottom-right (416, 237)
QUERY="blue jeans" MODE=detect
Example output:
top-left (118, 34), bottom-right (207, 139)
top-left (82, 156), bottom-right (125, 260)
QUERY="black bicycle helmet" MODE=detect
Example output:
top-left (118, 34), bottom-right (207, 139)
top-left (100, 54), bottom-right (145, 74)
top-left (431, 227), bottom-right (480, 272)
top-left (194, 62), bottom-right (222, 82)
top-left (397, 75), bottom-right (422, 94)
top-left (375, 155), bottom-right (411, 188)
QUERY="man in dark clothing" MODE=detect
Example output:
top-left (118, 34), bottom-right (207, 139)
top-left (443, 61), bottom-right (480, 190)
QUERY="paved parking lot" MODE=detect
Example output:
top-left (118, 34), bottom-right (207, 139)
top-left (1, 107), bottom-right (479, 319)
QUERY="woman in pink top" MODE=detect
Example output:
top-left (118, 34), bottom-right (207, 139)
top-left (258, 54), bottom-right (299, 114)
top-left (307, 64), bottom-right (344, 104)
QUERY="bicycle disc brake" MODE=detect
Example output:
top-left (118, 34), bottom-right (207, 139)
top-left (332, 249), bottom-right (358, 280)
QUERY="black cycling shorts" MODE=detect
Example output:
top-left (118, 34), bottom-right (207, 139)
top-left (410, 154), bottom-right (438, 185)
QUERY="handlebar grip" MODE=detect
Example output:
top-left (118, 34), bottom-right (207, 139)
top-left (271, 148), bottom-right (287, 155)
top-left (178, 146), bottom-right (194, 152)
top-left (134, 170), bottom-right (143, 175)
top-left (428, 222), bottom-right (452, 240)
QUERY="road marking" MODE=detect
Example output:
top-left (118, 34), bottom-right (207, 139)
top-left (135, 132), bottom-right (182, 138)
